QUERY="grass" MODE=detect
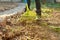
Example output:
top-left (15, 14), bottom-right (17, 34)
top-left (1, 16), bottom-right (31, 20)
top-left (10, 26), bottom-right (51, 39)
top-left (30, 2), bottom-right (60, 10)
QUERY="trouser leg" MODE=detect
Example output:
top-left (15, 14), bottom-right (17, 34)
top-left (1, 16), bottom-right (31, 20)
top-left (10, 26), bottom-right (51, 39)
top-left (25, 0), bottom-right (31, 12)
top-left (27, 0), bottom-right (31, 9)
top-left (35, 0), bottom-right (41, 16)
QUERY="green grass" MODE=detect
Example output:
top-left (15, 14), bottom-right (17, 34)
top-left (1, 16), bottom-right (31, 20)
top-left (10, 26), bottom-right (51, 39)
top-left (30, 2), bottom-right (60, 9)
top-left (46, 3), bottom-right (60, 8)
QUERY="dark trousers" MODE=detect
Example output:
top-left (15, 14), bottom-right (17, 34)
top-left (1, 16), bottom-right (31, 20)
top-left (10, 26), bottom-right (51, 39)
top-left (27, 0), bottom-right (41, 15)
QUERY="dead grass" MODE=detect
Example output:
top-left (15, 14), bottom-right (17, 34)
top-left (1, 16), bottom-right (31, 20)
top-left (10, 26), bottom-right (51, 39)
top-left (0, 7), bottom-right (60, 40)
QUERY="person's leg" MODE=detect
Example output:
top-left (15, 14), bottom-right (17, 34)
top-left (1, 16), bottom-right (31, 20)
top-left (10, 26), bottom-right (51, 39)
top-left (25, 0), bottom-right (31, 12)
top-left (27, 0), bottom-right (31, 9)
top-left (35, 0), bottom-right (41, 16)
